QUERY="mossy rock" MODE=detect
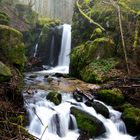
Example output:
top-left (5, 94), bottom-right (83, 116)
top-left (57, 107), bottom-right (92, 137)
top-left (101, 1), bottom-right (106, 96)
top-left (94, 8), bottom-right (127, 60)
top-left (46, 91), bottom-right (62, 105)
top-left (97, 88), bottom-right (125, 106)
top-left (122, 106), bottom-right (140, 135)
top-left (71, 106), bottom-right (106, 137)
top-left (70, 38), bottom-right (115, 79)
top-left (80, 58), bottom-right (120, 83)
top-left (85, 100), bottom-right (109, 118)
top-left (0, 61), bottom-right (12, 82)
top-left (38, 17), bottom-right (61, 27)
top-left (0, 11), bottom-right (10, 25)
top-left (0, 25), bottom-right (26, 71)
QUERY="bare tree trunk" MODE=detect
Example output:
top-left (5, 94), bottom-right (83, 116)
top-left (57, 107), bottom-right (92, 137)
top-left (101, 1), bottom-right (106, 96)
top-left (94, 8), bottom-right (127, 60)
top-left (117, 5), bottom-right (130, 74)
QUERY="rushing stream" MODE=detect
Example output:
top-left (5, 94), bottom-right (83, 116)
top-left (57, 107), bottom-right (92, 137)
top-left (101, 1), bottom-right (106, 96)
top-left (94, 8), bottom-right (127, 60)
top-left (23, 76), bottom-right (134, 140)
top-left (24, 24), bottom-right (135, 140)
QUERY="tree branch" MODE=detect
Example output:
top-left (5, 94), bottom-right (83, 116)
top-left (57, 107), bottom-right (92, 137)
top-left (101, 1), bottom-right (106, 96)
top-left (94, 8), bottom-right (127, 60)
top-left (76, 0), bottom-right (105, 31)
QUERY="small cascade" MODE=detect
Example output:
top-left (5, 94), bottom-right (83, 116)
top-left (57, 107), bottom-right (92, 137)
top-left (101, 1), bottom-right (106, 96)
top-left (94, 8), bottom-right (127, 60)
top-left (33, 30), bottom-right (43, 57)
top-left (69, 114), bottom-right (78, 130)
top-left (24, 86), bottom-right (134, 140)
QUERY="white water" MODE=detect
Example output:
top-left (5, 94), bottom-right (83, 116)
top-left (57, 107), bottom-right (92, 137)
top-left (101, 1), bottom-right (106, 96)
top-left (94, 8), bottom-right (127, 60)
top-left (34, 30), bottom-right (43, 57)
top-left (58, 24), bottom-right (71, 67)
top-left (40, 24), bottom-right (71, 74)
top-left (24, 89), bottom-right (135, 140)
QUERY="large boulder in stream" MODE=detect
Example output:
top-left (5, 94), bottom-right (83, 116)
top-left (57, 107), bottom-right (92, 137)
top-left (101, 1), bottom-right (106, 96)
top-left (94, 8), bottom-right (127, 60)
top-left (71, 107), bottom-right (106, 137)
top-left (85, 100), bottom-right (109, 118)
top-left (46, 91), bottom-right (62, 105)
top-left (122, 105), bottom-right (140, 136)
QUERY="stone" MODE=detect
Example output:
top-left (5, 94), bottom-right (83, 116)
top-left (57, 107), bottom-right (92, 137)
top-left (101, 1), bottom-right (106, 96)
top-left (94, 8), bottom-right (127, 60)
top-left (46, 91), bottom-right (62, 105)
top-left (71, 106), bottom-right (106, 137)
top-left (85, 100), bottom-right (109, 118)
top-left (122, 106), bottom-right (140, 136)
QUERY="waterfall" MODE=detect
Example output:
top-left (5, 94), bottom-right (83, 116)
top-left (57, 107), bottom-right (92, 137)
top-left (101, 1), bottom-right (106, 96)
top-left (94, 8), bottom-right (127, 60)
top-left (58, 24), bottom-right (71, 67)
top-left (33, 30), bottom-right (43, 57)
top-left (41, 24), bottom-right (71, 74)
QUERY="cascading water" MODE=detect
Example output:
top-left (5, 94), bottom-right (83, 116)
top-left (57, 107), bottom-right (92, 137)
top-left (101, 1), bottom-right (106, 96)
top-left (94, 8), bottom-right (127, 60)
top-left (24, 22), bottom-right (134, 140)
top-left (24, 86), bottom-right (134, 140)
top-left (33, 30), bottom-right (43, 57)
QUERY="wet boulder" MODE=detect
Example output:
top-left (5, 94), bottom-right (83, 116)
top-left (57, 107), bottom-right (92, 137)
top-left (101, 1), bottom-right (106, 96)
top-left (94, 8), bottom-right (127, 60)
top-left (73, 89), bottom-right (83, 102)
top-left (85, 100), bottom-right (109, 118)
top-left (71, 106), bottom-right (106, 137)
top-left (46, 91), bottom-right (62, 105)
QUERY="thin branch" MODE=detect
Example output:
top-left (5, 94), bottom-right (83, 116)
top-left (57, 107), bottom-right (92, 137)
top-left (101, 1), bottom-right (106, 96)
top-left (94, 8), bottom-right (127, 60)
top-left (40, 125), bottom-right (48, 140)
top-left (24, 99), bottom-right (44, 126)
top-left (76, 0), bottom-right (105, 31)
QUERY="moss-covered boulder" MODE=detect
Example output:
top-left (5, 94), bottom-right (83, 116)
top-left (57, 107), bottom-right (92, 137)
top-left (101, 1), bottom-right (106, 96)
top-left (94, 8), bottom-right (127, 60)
top-left (85, 100), bottom-right (109, 118)
top-left (46, 91), bottom-right (62, 105)
top-left (71, 106), bottom-right (106, 137)
top-left (0, 11), bottom-right (10, 25)
top-left (97, 88), bottom-right (125, 106)
top-left (122, 106), bottom-right (140, 135)
top-left (0, 24), bottom-right (26, 70)
top-left (0, 61), bottom-right (12, 82)
top-left (70, 37), bottom-right (120, 83)
top-left (80, 58), bottom-right (121, 83)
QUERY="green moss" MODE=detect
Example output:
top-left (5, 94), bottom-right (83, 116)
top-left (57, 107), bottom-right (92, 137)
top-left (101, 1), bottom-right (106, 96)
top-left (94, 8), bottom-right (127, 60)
top-left (9, 115), bottom-right (25, 125)
top-left (80, 58), bottom-right (119, 83)
top-left (70, 37), bottom-right (115, 79)
top-left (120, 103), bottom-right (133, 111)
top-left (98, 88), bottom-right (125, 106)
top-left (46, 91), bottom-right (62, 105)
top-left (71, 107), bottom-right (106, 137)
top-left (0, 25), bottom-right (26, 71)
top-left (0, 24), bottom-right (22, 37)
top-left (38, 17), bottom-right (61, 27)
top-left (122, 106), bottom-right (140, 135)
top-left (0, 11), bottom-right (10, 25)
top-left (0, 61), bottom-right (12, 82)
